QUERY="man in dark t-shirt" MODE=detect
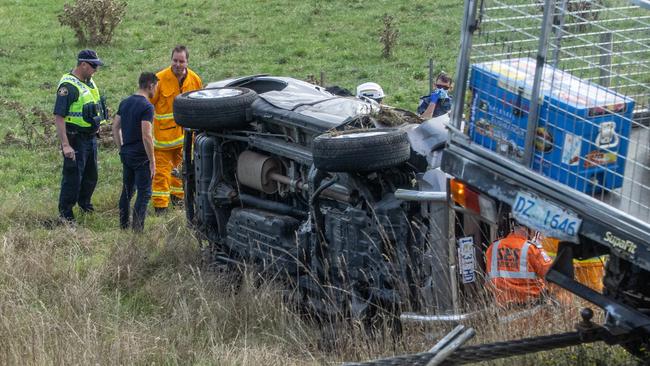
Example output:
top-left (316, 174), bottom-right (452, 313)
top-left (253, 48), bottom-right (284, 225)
top-left (112, 72), bottom-right (158, 231)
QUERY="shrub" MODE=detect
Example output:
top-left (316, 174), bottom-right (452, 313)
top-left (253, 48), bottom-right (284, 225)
top-left (379, 14), bottom-right (399, 59)
top-left (58, 0), bottom-right (127, 45)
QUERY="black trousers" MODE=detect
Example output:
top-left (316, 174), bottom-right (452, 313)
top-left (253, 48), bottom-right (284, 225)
top-left (58, 132), bottom-right (98, 221)
top-left (119, 155), bottom-right (152, 231)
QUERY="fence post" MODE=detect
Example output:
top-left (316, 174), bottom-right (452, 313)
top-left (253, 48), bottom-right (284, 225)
top-left (599, 32), bottom-right (613, 88)
top-left (429, 58), bottom-right (434, 94)
top-left (552, 0), bottom-right (569, 68)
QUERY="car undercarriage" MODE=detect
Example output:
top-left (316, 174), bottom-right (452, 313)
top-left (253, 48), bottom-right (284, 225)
top-left (175, 76), bottom-right (452, 324)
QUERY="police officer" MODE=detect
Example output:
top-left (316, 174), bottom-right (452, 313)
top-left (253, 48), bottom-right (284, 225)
top-left (53, 49), bottom-right (108, 222)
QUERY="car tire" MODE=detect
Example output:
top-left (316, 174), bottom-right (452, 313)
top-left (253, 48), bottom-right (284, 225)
top-left (174, 87), bottom-right (258, 131)
top-left (312, 128), bottom-right (410, 172)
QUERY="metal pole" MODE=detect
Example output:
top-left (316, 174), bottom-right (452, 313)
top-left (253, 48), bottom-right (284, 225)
top-left (523, 0), bottom-right (556, 166)
top-left (426, 327), bottom-right (476, 366)
top-left (429, 58), bottom-right (434, 95)
top-left (428, 325), bottom-right (466, 354)
top-left (450, 0), bottom-right (480, 133)
top-left (395, 188), bottom-right (447, 202)
top-left (599, 32), bottom-right (613, 88)
top-left (447, 179), bottom-right (459, 313)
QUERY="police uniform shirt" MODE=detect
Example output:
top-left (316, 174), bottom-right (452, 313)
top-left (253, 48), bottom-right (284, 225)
top-left (53, 74), bottom-right (96, 133)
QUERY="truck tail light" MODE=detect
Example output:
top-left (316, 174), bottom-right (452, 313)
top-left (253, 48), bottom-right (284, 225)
top-left (450, 179), bottom-right (480, 213)
top-left (450, 179), bottom-right (497, 223)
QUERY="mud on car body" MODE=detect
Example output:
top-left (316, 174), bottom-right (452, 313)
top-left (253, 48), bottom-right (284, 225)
top-left (174, 75), bottom-right (453, 323)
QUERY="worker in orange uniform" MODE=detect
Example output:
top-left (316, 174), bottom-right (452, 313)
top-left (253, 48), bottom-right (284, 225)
top-left (149, 45), bottom-right (202, 213)
top-left (486, 223), bottom-right (554, 307)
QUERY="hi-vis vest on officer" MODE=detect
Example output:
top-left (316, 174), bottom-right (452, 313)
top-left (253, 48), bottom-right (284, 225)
top-left (57, 73), bottom-right (108, 130)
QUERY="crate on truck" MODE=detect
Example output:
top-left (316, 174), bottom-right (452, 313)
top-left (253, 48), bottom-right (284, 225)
top-left (469, 57), bottom-right (635, 193)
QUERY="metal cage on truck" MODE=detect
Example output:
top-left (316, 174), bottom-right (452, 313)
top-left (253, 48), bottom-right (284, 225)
top-left (438, 0), bottom-right (650, 360)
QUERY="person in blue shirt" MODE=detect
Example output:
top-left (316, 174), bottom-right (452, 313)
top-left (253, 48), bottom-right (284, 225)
top-left (112, 72), bottom-right (158, 231)
top-left (417, 72), bottom-right (453, 119)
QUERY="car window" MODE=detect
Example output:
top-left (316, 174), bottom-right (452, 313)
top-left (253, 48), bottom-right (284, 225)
top-left (235, 79), bottom-right (288, 94)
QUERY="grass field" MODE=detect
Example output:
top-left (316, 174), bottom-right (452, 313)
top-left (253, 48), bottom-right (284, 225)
top-left (0, 0), bottom-right (642, 364)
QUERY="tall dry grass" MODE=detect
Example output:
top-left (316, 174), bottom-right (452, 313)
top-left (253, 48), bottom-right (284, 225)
top-left (0, 155), bottom-right (641, 365)
top-left (0, 205), bottom-right (320, 365)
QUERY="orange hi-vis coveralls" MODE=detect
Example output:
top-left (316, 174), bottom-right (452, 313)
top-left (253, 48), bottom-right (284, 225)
top-left (486, 232), bottom-right (553, 307)
top-left (149, 66), bottom-right (202, 208)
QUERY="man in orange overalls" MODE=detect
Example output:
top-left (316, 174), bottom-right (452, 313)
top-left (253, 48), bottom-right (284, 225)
top-left (149, 45), bottom-right (202, 213)
top-left (486, 224), bottom-right (554, 307)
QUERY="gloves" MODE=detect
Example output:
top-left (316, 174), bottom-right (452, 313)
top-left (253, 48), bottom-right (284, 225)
top-left (429, 88), bottom-right (449, 104)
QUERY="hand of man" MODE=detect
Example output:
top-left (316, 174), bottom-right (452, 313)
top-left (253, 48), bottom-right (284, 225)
top-left (62, 144), bottom-right (75, 160)
top-left (149, 160), bottom-right (156, 179)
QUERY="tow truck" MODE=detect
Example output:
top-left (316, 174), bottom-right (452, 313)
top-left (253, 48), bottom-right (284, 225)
top-left (348, 0), bottom-right (650, 364)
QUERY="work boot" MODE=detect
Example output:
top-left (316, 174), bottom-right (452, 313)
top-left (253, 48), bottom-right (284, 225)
top-left (57, 216), bottom-right (77, 229)
top-left (43, 216), bottom-right (74, 229)
top-left (170, 195), bottom-right (184, 208)
top-left (155, 207), bottom-right (168, 216)
top-left (80, 204), bottom-right (95, 214)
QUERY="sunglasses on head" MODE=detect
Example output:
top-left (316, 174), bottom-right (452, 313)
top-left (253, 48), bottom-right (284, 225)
top-left (436, 84), bottom-right (450, 90)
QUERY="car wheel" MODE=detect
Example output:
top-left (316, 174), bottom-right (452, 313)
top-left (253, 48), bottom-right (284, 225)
top-left (174, 87), bottom-right (258, 131)
top-left (312, 128), bottom-right (411, 172)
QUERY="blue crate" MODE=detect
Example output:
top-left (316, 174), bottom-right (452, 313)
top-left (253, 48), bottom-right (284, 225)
top-left (468, 58), bottom-right (635, 193)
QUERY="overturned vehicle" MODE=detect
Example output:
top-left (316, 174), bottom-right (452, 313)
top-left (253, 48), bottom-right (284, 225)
top-left (173, 75), bottom-right (455, 322)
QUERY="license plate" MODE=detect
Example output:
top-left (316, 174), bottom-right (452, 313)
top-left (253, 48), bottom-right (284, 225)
top-left (457, 237), bottom-right (476, 284)
top-left (511, 191), bottom-right (582, 242)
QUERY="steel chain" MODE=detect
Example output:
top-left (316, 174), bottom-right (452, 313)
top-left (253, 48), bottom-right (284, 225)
top-left (343, 331), bottom-right (595, 366)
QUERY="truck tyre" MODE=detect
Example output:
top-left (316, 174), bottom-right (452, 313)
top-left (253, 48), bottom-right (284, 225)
top-left (174, 87), bottom-right (257, 131)
top-left (603, 257), bottom-right (650, 360)
top-left (312, 129), bottom-right (410, 172)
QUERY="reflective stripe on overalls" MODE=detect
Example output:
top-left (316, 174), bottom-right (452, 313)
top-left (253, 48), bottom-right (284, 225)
top-left (153, 113), bottom-right (183, 149)
top-left (489, 240), bottom-right (538, 280)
